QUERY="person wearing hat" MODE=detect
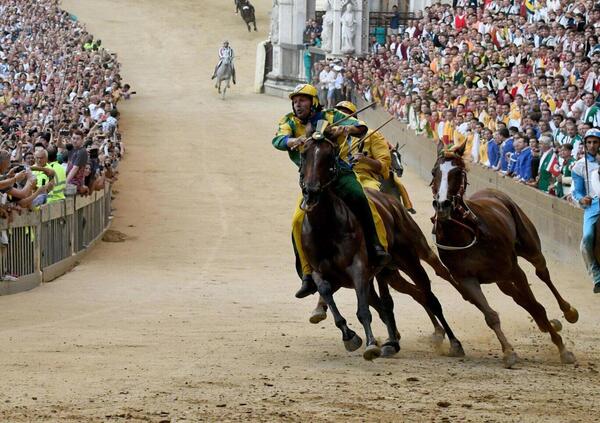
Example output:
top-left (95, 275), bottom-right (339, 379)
top-left (335, 100), bottom-right (416, 214)
top-left (211, 40), bottom-right (236, 84)
top-left (572, 127), bottom-right (600, 293)
top-left (272, 84), bottom-right (390, 298)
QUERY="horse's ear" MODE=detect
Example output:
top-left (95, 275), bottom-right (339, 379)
top-left (395, 141), bottom-right (399, 150)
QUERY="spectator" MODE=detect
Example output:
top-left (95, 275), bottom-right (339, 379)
top-left (389, 5), bottom-right (400, 36)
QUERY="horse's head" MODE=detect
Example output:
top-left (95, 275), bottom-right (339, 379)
top-left (431, 142), bottom-right (468, 221)
top-left (299, 133), bottom-right (339, 212)
top-left (390, 142), bottom-right (404, 177)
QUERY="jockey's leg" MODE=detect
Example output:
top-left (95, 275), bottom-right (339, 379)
top-left (393, 174), bottom-right (415, 212)
top-left (580, 198), bottom-right (600, 292)
top-left (357, 173), bottom-right (388, 252)
top-left (335, 169), bottom-right (390, 266)
top-left (292, 195), bottom-right (316, 298)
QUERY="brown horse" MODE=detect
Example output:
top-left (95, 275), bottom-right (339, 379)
top-left (430, 142), bottom-right (579, 368)
top-left (300, 132), bottom-right (464, 360)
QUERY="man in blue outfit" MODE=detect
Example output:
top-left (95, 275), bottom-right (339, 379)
top-left (571, 128), bottom-right (600, 293)
top-left (497, 128), bottom-right (514, 173)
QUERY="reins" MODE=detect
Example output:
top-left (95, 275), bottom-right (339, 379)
top-left (432, 165), bottom-right (479, 251)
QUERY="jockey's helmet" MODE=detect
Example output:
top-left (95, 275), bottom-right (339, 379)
top-left (335, 101), bottom-right (357, 115)
top-left (223, 40), bottom-right (229, 46)
top-left (289, 83), bottom-right (319, 109)
top-left (584, 128), bottom-right (600, 141)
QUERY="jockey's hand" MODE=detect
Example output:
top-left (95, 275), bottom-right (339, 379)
top-left (351, 152), bottom-right (367, 163)
top-left (325, 125), bottom-right (349, 139)
top-left (580, 196), bottom-right (593, 207)
top-left (287, 136), bottom-right (307, 151)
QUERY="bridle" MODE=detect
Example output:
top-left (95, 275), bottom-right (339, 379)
top-left (432, 161), bottom-right (479, 251)
top-left (299, 137), bottom-right (340, 195)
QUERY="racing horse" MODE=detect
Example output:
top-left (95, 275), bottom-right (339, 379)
top-left (238, 0), bottom-right (257, 32)
top-left (381, 142), bottom-right (415, 213)
top-left (430, 142), bottom-right (579, 368)
top-left (214, 55), bottom-right (233, 99)
top-left (300, 126), bottom-right (464, 360)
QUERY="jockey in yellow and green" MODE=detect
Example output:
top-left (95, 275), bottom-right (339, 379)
top-left (272, 84), bottom-right (390, 298)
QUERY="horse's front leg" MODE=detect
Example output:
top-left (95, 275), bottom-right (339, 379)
top-left (313, 273), bottom-right (362, 352)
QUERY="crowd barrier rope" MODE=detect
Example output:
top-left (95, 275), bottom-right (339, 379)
top-left (0, 186), bottom-right (112, 295)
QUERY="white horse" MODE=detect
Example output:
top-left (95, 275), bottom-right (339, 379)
top-left (215, 56), bottom-right (233, 99)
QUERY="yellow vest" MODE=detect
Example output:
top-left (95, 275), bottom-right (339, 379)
top-left (47, 161), bottom-right (66, 202)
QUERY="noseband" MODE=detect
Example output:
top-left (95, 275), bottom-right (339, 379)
top-left (432, 163), bottom-right (479, 250)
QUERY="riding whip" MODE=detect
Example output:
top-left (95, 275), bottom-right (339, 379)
top-left (357, 117), bottom-right (395, 153)
top-left (330, 102), bottom-right (377, 127)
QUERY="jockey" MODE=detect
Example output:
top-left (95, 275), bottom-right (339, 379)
top-left (272, 84), bottom-right (391, 298)
top-left (335, 101), bottom-right (416, 213)
top-left (211, 40), bottom-right (236, 84)
top-left (334, 101), bottom-right (391, 190)
top-left (571, 128), bottom-right (600, 294)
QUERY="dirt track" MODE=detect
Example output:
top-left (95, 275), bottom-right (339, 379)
top-left (0, 1), bottom-right (599, 421)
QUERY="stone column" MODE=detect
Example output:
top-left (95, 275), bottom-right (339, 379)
top-left (264, 0), bottom-right (310, 97)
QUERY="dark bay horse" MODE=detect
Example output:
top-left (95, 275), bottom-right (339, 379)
top-left (237, 0), bottom-right (257, 32)
top-left (300, 130), bottom-right (464, 360)
top-left (430, 142), bottom-right (579, 368)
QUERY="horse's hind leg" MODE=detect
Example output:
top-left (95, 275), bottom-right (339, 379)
top-left (527, 253), bottom-right (578, 324)
top-left (253, 20), bottom-right (257, 31)
top-left (461, 278), bottom-right (517, 368)
top-left (514, 208), bottom-right (579, 323)
top-left (401, 260), bottom-right (465, 357)
top-left (313, 274), bottom-right (362, 352)
top-left (370, 276), bottom-right (400, 357)
top-left (501, 267), bottom-right (576, 364)
top-left (380, 268), bottom-right (444, 345)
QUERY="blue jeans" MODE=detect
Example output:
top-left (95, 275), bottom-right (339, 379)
top-left (581, 197), bottom-right (600, 286)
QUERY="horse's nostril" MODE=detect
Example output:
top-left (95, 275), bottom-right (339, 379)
top-left (432, 200), bottom-right (439, 208)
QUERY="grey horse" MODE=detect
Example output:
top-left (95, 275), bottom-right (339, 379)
top-left (215, 56), bottom-right (233, 99)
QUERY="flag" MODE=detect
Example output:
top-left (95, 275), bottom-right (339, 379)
top-left (546, 153), bottom-right (561, 177)
top-left (525, 0), bottom-right (535, 16)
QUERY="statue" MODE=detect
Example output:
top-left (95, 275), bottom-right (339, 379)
top-left (269, 0), bottom-right (279, 44)
top-left (341, 0), bottom-right (357, 54)
top-left (321, 0), bottom-right (333, 52)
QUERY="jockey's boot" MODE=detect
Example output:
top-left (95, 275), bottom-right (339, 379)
top-left (407, 208), bottom-right (416, 214)
top-left (295, 274), bottom-right (318, 298)
top-left (370, 244), bottom-right (391, 268)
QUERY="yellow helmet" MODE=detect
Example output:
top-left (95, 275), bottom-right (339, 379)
top-left (335, 101), bottom-right (357, 114)
top-left (289, 83), bottom-right (320, 108)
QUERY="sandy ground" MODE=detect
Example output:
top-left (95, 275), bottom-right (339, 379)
top-left (0, 1), bottom-right (598, 421)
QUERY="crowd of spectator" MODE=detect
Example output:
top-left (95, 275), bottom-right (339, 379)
top-left (304, 19), bottom-right (323, 47)
top-left (0, 0), bottom-right (131, 220)
top-left (313, 0), bottom-right (600, 203)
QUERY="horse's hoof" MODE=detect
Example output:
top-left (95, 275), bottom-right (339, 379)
top-left (564, 307), bottom-right (579, 324)
top-left (431, 329), bottom-right (445, 347)
top-left (381, 341), bottom-right (400, 358)
top-left (363, 344), bottom-right (381, 361)
top-left (561, 350), bottom-right (576, 364)
top-left (309, 308), bottom-right (327, 324)
top-left (503, 351), bottom-right (519, 369)
top-left (343, 334), bottom-right (362, 352)
top-left (550, 319), bottom-right (563, 332)
top-left (448, 340), bottom-right (465, 357)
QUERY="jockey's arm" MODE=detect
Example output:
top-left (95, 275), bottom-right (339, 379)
top-left (365, 131), bottom-right (391, 176)
top-left (571, 170), bottom-right (587, 204)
